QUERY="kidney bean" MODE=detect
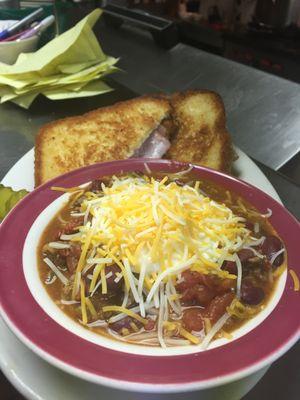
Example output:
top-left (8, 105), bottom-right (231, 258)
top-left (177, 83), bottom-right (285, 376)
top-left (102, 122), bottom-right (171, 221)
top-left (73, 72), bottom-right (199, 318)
top-left (202, 275), bottom-right (235, 294)
top-left (109, 316), bottom-right (142, 334)
top-left (241, 282), bottom-right (265, 305)
top-left (261, 235), bottom-right (284, 267)
top-left (174, 179), bottom-right (185, 187)
top-left (222, 261), bottom-right (237, 274)
top-left (105, 264), bottom-right (123, 291)
top-left (216, 278), bottom-right (236, 294)
top-left (205, 292), bottom-right (235, 324)
top-left (144, 319), bottom-right (156, 331)
top-left (221, 248), bottom-right (257, 275)
top-left (90, 177), bottom-right (111, 192)
top-left (182, 308), bottom-right (205, 332)
top-left (58, 243), bottom-right (81, 273)
top-left (238, 249), bottom-right (255, 262)
top-left (176, 270), bottom-right (204, 292)
top-left (57, 217), bottom-right (84, 238)
top-left (181, 284), bottom-right (215, 306)
top-left (66, 255), bottom-right (79, 273)
top-left (90, 180), bottom-right (102, 191)
top-left (45, 251), bottom-right (67, 270)
top-left (245, 221), bottom-right (254, 231)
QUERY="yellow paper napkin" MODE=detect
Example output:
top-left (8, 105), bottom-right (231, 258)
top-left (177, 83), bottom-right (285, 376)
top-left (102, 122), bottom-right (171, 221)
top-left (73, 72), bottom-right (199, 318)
top-left (0, 9), bottom-right (119, 108)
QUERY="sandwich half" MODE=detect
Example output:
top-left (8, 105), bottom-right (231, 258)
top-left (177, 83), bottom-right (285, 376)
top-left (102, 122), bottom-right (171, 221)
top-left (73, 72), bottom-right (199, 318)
top-left (166, 90), bottom-right (234, 172)
top-left (35, 96), bottom-right (171, 186)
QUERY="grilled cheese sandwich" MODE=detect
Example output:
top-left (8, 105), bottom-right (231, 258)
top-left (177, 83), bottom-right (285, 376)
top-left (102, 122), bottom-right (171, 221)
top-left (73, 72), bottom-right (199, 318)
top-left (34, 90), bottom-right (234, 186)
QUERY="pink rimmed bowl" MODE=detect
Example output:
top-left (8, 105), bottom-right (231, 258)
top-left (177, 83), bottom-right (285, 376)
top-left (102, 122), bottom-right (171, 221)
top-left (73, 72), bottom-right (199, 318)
top-left (0, 159), bottom-right (299, 397)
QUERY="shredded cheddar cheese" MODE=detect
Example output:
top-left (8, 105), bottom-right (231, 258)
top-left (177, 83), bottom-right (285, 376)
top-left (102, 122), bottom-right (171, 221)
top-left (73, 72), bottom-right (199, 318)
top-left (289, 269), bottom-right (300, 291)
top-left (163, 321), bottom-right (200, 344)
top-left (80, 280), bottom-right (88, 325)
top-left (68, 175), bottom-right (254, 308)
top-left (179, 327), bottom-right (200, 344)
top-left (100, 267), bottom-right (107, 294)
top-left (103, 306), bottom-right (148, 325)
top-left (85, 298), bottom-right (97, 318)
top-left (45, 173), bottom-right (288, 349)
top-left (203, 318), bottom-right (212, 334)
top-left (51, 186), bottom-right (82, 193)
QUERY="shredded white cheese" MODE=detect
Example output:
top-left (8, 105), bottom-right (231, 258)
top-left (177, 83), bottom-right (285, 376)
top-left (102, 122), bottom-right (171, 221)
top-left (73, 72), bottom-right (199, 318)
top-left (233, 253), bottom-right (242, 299)
top-left (201, 312), bottom-right (231, 350)
top-left (61, 300), bottom-right (80, 305)
top-left (270, 248), bottom-right (285, 265)
top-left (261, 208), bottom-right (272, 218)
top-left (157, 284), bottom-right (166, 348)
top-left (49, 174), bottom-right (268, 348)
top-left (43, 257), bottom-right (69, 285)
top-left (48, 242), bottom-right (71, 249)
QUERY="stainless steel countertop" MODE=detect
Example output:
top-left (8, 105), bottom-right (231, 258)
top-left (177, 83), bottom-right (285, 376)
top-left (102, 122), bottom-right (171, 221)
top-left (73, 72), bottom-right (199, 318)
top-left (96, 21), bottom-right (300, 171)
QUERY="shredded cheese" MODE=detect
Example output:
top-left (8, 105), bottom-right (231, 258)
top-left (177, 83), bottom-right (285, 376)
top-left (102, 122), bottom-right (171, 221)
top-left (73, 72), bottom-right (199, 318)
top-left (102, 306), bottom-right (148, 324)
top-left (43, 257), bottom-right (68, 285)
top-left (52, 174), bottom-right (277, 348)
top-left (201, 313), bottom-right (230, 349)
top-left (233, 253), bottom-right (242, 299)
top-left (48, 242), bottom-right (71, 249)
top-left (85, 298), bottom-right (97, 318)
top-left (261, 208), bottom-right (272, 218)
top-left (51, 186), bottom-right (82, 193)
top-left (80, 280), bottom-right (88, 325)
top-left (144, 163), bottom-right (151, 174)
top-left (270, 248), bottom-right (285, 265)
top-left (203, 318), bottom-right (212, 334)
top-left (179, 327), bottom-right (200, 345)
top-left (289, 269), bottom-right (300, 291)
top-left (72, 228), bottom-right (95, 298)
top-left (72, 176), bottom-right (251, 306)
top-left (100, 267), bottom-right (107, 294)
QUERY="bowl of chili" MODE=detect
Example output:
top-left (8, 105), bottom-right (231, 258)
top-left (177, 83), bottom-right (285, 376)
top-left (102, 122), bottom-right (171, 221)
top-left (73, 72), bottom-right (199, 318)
top-left (0, 159), bottom-right (299, 395)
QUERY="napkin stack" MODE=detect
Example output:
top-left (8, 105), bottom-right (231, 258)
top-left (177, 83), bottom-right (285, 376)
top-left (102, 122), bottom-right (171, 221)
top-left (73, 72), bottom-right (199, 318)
top-left (0, 9), bottom-right (118, 108)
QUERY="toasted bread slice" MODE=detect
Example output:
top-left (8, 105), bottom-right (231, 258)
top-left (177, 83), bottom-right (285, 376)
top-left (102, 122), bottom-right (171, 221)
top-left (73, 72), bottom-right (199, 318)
top-left (166, 90), bottom-right (234, 172)
top-left (35, 96), bottom-right (171, 186)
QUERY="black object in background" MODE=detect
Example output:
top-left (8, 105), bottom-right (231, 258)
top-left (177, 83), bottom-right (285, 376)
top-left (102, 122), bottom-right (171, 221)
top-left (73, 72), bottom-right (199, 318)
top-left (101, 1), bottom-right (179, 49)
top-left (186, 0), bottom-right (200, 13)
top-left (254, 0), bottom-right (300, 29)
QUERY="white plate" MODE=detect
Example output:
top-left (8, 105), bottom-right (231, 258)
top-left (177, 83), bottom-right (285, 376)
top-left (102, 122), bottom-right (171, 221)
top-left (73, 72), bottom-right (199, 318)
top-left (0, 147), bottom-right (280, 400)
top-left (1, 147), bottom-right (280, 201)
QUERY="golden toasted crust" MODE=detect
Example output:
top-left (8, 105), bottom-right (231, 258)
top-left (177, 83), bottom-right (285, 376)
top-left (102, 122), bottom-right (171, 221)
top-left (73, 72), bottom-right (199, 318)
top-left (166, 90), bottom-right (234, 172)
top-left (35, 96), bottom-right (171, 186)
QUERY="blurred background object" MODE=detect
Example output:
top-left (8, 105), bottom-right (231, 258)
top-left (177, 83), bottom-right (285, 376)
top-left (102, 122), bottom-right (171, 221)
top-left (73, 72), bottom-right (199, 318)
top-left (0, 0), bottom-right (19, 8)
top-left (0, 31), bottom-right (38, 63)
top-left (0, 1), bottom-right (90, 39)
top-left (99, 0), bottom-right (300, 83)
top-left (0, 9), bottom-right (118, 107)
top-left (100, 0), bottom-right (179, 48)
top-left (253, 0), bottom-right (300, 29)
